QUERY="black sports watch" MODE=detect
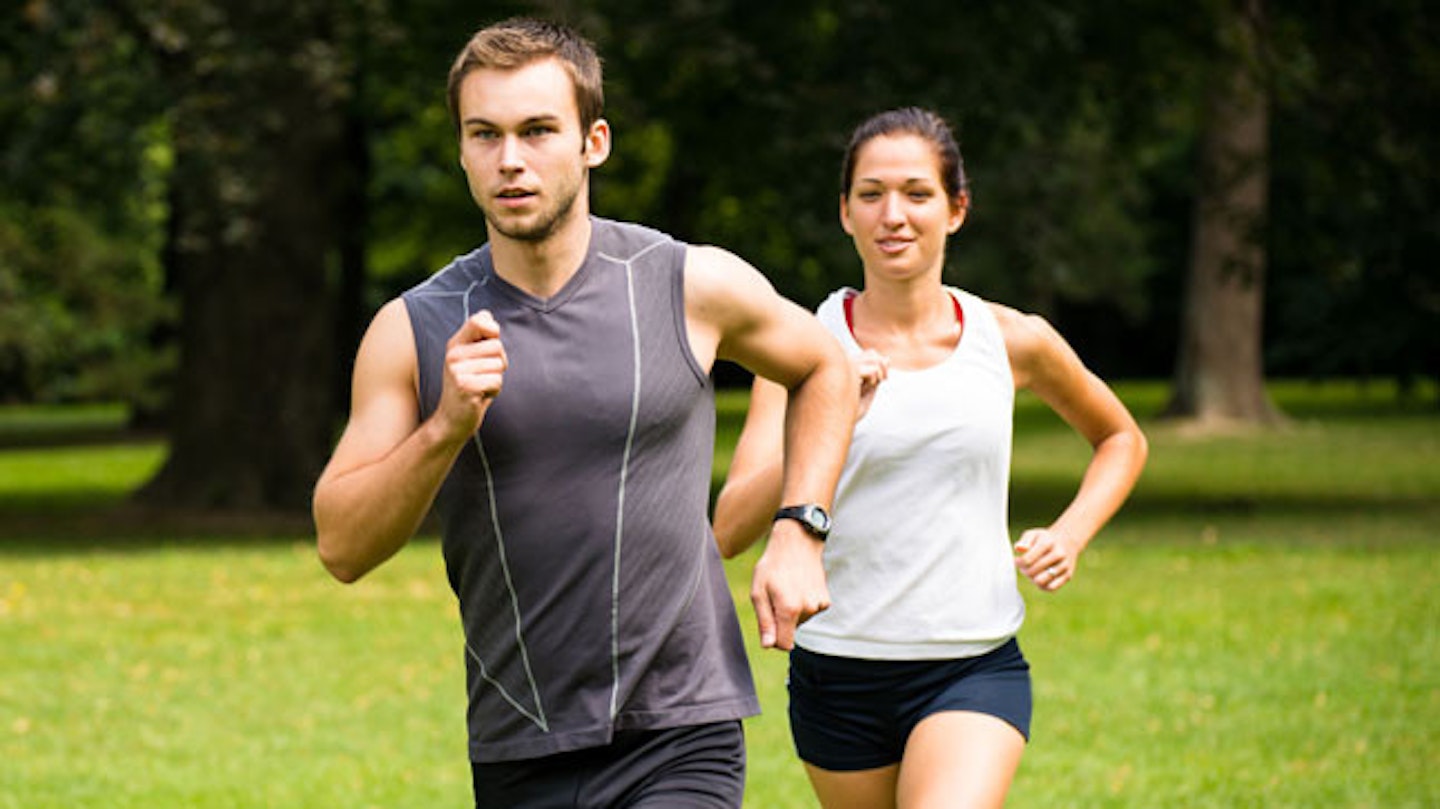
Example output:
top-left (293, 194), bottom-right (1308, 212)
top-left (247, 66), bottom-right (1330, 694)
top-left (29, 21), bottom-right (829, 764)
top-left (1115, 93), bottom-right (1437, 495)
top-left (773, 504), bottom-right (832, 541)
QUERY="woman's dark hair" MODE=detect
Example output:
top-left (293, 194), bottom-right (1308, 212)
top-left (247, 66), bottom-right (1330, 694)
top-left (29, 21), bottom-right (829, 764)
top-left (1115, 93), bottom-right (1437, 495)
top-left (840, 107), bottom-right (968, 203)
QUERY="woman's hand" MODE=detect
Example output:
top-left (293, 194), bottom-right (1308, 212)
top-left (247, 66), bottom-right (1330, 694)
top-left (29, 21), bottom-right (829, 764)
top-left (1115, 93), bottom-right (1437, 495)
top-left (1014, 528), bottom-right (1079, 592)
top-left (854, 349), bottom-right (889, 420)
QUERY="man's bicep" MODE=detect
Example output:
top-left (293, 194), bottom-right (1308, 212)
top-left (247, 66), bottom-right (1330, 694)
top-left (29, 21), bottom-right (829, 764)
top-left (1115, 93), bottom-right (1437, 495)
top-left (717, 283), bottom-right (841, 391)
top-left (322, 301), bottom-right (421, 480)
top-left (688, 248), bottom-right (833, 388)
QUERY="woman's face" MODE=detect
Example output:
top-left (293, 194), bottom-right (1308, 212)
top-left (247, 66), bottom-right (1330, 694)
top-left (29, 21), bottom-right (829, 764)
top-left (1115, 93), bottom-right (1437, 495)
top-left (840, 134), bottom-right (966, 283)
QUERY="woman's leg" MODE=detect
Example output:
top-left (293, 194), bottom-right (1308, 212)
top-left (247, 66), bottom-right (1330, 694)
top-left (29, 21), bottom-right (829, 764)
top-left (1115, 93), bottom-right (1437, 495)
top-left (804, 762), bottom-right (901, 809)
top-left (896, 711), bottom-right (1025, 809)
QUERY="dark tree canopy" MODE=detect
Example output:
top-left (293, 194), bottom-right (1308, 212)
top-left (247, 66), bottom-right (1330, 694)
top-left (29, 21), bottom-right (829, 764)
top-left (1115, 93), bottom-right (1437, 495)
top-left (3, 0), bottom-right (1435, 511)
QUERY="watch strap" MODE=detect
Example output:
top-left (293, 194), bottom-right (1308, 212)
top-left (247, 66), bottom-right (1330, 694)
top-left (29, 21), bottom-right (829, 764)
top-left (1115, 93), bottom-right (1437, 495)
top-left (773, 504), bottom-right (831, 541)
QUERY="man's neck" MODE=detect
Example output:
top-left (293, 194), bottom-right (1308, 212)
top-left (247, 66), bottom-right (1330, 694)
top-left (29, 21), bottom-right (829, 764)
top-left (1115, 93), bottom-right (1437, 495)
top-left (488, 213), bottom-right (594, 300)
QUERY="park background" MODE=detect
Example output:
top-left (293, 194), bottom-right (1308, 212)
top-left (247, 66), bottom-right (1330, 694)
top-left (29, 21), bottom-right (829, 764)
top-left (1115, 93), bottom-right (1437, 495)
top-left (1, 1), bottom-right (1437, 806)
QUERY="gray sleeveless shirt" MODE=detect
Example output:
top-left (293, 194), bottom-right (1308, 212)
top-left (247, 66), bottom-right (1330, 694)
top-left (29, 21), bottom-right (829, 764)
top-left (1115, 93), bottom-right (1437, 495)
top-left (402, 218), bottom-right (758, 763)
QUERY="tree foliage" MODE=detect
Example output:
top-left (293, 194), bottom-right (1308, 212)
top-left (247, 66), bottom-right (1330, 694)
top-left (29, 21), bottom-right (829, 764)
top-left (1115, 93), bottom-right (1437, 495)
top-left (0, 3), bottom-right (173, 406)
top-left (2, 1), bottom-right (1436, 508)
top-left (1266, 0), bottom-right (1440, 387)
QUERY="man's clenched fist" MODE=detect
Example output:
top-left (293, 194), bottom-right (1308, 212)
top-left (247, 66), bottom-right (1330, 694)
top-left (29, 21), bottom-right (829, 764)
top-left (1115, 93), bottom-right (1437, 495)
top-left (437, 311), bottom-right (507, 440)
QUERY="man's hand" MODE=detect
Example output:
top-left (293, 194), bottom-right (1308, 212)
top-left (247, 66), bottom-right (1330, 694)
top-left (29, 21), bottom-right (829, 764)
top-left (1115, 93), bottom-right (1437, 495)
top-left (436, 311), bottom-right (506, 441)
top-left (750, 521), bottom-right (830, 649)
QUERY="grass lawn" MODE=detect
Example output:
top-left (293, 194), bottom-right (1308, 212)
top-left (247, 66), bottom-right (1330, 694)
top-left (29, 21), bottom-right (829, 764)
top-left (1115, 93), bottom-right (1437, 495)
top-left (0, 380), bottom-right (1437, 807)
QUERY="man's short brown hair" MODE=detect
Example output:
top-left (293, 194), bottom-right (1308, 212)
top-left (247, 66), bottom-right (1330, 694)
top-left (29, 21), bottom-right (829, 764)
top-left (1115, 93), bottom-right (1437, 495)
top-left (446, 18), bottom-right (604, 134)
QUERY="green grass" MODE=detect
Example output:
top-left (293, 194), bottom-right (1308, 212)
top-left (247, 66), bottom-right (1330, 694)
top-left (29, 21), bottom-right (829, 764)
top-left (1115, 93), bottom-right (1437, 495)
top-left (0, 402), bottom-right (130, 448)
top-left (1, 380), bottom-right (1437, 807)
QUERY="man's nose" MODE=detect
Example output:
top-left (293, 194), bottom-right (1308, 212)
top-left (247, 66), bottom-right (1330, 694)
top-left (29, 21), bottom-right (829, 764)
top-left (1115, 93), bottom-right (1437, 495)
top-left (498, 135), bottom-right (523, 172)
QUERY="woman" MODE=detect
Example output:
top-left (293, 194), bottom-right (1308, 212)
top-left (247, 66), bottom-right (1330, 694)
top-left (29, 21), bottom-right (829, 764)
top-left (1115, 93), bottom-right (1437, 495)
top-left (713, 108), bottom-right (1148, 808)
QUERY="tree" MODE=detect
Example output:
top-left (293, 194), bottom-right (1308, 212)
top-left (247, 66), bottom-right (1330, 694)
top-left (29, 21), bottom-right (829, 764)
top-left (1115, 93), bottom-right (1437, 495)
top-left (1266, 0), bottom-right (1440, 393)
top-left (10, 1), bottom-right (1431, 522)
top-left (115, 1), bottom-right (354, 510)
top-left (0, 4), bottom-right (173, 407)
top-left (582, 1), bottom-right (1157, 318)
top-left (1164, 0), bottom-right (1284, 424)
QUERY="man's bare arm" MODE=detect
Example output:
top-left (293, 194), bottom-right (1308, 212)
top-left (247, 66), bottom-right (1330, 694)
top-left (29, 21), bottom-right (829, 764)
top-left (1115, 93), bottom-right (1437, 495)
top-left (685, 246), bottom-right (857, 649)
top-left (313, 302), bottom-right (505, 582)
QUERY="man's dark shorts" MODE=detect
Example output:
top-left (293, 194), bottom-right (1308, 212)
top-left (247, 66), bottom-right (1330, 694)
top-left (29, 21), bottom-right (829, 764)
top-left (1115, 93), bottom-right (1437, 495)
top-left (788, 638), bottom-right (1032, 772)
top-left (471, 720), bottom-right (745, 808)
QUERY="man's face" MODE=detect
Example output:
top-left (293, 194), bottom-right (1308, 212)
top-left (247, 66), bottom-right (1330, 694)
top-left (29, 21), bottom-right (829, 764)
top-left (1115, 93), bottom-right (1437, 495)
top-left (456, 58), bottom-right (609, 243)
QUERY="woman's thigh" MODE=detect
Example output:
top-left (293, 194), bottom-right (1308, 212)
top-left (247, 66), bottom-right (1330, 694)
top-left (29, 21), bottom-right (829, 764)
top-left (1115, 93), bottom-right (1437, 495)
top-left (804, 762), bottom-right (901, 809)
top-left (897, 711), bottom-right (1025, 809)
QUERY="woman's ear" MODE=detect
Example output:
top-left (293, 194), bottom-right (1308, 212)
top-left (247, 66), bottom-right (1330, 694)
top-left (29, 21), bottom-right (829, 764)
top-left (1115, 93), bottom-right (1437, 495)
top-left (948, 191), bottom-right (970, 234)
top-left (840, 193), bottom-right (855, 235)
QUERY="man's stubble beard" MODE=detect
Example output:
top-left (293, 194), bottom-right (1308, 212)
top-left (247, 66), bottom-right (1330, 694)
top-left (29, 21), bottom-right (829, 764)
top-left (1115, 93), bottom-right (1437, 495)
top-left (484, 176), bottom-right (585, 244)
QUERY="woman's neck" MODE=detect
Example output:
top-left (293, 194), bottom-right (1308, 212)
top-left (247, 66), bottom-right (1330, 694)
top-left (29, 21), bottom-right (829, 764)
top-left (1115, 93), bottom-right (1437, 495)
top-left (855, 274), bottom-right (951, 335)
top-left (849, 274), bottom-right (962, 371)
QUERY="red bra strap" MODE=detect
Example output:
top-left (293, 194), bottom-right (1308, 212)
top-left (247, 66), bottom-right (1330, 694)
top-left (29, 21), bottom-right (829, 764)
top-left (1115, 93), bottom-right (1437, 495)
top-left (844, 291), bottom-right (964, 338)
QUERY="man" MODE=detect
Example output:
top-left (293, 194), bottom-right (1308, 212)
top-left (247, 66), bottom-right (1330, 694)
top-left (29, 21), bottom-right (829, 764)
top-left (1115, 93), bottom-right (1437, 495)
top-left (312, 17), bottom-right (856, 809)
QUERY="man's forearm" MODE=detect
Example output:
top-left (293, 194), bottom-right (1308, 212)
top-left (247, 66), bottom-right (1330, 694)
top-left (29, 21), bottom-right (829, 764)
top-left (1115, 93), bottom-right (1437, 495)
top-left (315, 418), bottom-right (467, 582)
top-left (748, 354), bottom-right (852, 650)
top-left (778, 357), bottom-right (856, 511)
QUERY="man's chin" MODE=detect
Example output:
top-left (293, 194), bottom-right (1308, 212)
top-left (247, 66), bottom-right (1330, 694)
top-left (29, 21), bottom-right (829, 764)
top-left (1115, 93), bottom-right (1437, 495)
top-left (486, 214), bottom-right (554, 243)
top-left (482, 192), bottom-right (580, 244)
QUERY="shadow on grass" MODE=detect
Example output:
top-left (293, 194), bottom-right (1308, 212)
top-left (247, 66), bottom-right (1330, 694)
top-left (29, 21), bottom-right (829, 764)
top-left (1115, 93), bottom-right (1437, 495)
top-left (0, 496), bottom-right (320, 556)
top-left (0, 416), bottom-right (320, 554)
top-left (1009, 476), bottom-right (1440, 530)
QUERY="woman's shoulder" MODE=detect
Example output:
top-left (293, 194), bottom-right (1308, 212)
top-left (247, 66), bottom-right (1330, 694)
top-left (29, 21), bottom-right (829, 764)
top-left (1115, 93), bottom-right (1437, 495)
top-left (979, 300), bottom-right (1081, 389)
top-left (976, 299), bottom-right (1055, 344)
top-left (818, 286), bottom-right (860, 309)
top-left (943, 289), bottom-right (1045, 343)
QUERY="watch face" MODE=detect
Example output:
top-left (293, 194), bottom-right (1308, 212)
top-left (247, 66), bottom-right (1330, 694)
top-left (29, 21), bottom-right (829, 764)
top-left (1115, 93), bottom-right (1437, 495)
top-left (806, 506), bottom-right (831, 533)
top-left (776, 505), bottom-right (830, 538)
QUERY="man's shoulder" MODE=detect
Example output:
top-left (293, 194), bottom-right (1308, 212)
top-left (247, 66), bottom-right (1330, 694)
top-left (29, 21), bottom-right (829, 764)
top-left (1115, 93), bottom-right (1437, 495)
top-left (592, 217), bottom-right (685, 263)
top-left (403, 245), bottom-right (490, 298)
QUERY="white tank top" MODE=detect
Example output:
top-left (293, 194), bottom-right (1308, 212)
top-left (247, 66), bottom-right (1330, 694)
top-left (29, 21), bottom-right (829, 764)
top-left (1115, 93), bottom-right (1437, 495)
top-left (795, 286), bottom-right (1026, 659)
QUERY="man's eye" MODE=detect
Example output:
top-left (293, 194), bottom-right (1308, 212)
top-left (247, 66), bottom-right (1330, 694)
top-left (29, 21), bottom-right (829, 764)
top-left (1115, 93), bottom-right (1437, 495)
top-left (469, 130), bottom-right (498, 141)
top-left (523, 126), bottom-right (554, 138)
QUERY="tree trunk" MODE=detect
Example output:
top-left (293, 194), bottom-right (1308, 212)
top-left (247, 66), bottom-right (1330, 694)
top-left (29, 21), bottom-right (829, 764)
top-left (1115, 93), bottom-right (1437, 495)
top-left (137, 3), bottom-right (345, 511)
top-left (1164, 0), bottom-right (1284, 425)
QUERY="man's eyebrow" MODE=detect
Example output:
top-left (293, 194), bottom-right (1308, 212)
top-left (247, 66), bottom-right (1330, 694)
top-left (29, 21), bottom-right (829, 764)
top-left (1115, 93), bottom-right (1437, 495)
top-left (461, 114), bottom-right (563, 129)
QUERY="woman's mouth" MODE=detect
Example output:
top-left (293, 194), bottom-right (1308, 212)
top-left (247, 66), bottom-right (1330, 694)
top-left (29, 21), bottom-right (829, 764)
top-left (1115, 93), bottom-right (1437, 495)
top-left (876, 237), bottom-right (911, 255)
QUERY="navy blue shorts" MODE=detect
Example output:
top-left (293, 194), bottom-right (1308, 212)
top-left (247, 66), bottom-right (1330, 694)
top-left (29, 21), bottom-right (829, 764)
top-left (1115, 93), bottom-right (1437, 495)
top-left (788, 639), bottom-right (1032, 772)
top-left (470, 721), bottom-right (746, 808)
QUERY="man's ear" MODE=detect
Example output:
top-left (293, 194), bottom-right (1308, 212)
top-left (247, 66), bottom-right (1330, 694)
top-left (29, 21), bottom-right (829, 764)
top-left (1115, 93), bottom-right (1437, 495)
top-left (583, 118), bottom-right (612, 168)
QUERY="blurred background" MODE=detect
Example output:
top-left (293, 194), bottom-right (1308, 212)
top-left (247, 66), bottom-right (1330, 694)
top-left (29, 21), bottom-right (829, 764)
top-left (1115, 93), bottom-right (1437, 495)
top-left (2, 0), bottom-right (1436, 515)
top-left (3, 5), bottom-right (1438, 807)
